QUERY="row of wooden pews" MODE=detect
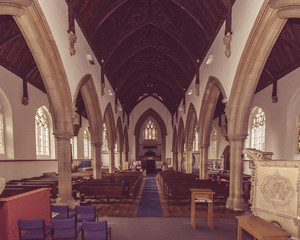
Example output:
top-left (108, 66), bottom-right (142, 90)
top-left (74, 171), bottom-right (143, 203)
top-left (157, 171), bottom-right (229, 205)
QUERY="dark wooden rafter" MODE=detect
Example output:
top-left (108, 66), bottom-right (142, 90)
top-left (67, 0), bottom-right (75, 34)
top-left (108, 46), bottom-right (190, 81)
top-left (113, 62), bottom-right (184, 93)
top-left (0, 33), bottom-right (22, 49)
top-left (103, 22), bottom-right (197, 68)
top-left (170, 0), bottom-right (209, 37)
top-left (222, 0), bottom-right (232, 35)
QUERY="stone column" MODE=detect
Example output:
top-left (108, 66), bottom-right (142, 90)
top-left (226, 134), bottom-right (247, 211)
top-left (118, 150), bottom-right (123, 171)
top-left (186, 147), bottom-right (193, 173)
top-left (122, 151), bottom-right (127, 170)
top-left (199, 144), bottom-right (209, 179)
top-left (109, 147), bottom-right (115, 173)
top-left (54, 132), bottom-right (74, 207)
top-left (172, 151), bottom-right (178, 171)
top-left (178, 152), bottom-right (183, 172)
top-left (91, 142), bottom-right (102, 179)
top-left (162, 136), bottom-right (166, 162)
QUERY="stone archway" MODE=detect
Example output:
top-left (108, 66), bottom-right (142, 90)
top-left (134, 108), bottom-right (167, 162)
top-left (177, 117), bottom-right (185, 172)
top-left (103, 103), bottom-right (116, 173)
top-left (225, 0), bottom-right (300, 211)
top-left (172, 125), bottom-right (178, 171)
top-left (198, 76), bottom-right (227, 179)
top-left (0, 0), bottom-right (74, 205)
top-left (116, 117), bottom-right (124, 170)
top-left (185, 103), bottom-right (198, 174)
top-left (73, 74), bottom-right (103, 179)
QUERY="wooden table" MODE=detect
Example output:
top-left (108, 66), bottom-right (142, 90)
top-left (190, 188), bottom-right (215, 229)
top-left (236, 216), bottom-right (291, 240)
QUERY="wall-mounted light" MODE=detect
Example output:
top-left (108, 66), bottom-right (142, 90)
top-left (205, 54), bottom-right (214, 65)
top-left (222, 98), bottom-right (228, 104)
top-left (108, 89), bottom-right (113, 96)
top-left (187, 89), bottom-right (193, 96)
top-left (86, 54), bottom-right (95, 65)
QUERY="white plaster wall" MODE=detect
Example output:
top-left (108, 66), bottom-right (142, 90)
top-left (0, 66), bottom-right (57, 180)
top-left (128, 97), bottom-right (173, 163)
top-left (37, 0), bottom-right (126, 127)
top-left (251, 67), bottom-right (300, 160)
top-left (176, 0), bottom-right (264, 130)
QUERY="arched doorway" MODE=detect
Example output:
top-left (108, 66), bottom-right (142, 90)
top-left (143, 151), bottom-right (156, 173)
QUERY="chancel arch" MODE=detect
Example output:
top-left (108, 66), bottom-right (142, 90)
top-left (172, 125), bottom-right (178, 171)
top-left (134, 108), bottom-right (167, 173)
top-left (103, 103), bottom-right (116, 173)
top-left (177, 117), bottom-right (185, 172)
top-left (0, 0), bottom-right (74, 205)
top-left (185, 103), bottom-right (198, 174)
top-left (198, 76), bottom-right (227, 179)
top-left (73, 74), bottom-right (103, 179)
top-left (116, 117), bottom-right (124, 170)
top-left (225, 0), bottom-right (299, 211)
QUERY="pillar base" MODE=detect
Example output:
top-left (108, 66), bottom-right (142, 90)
top-left (55, 196), bottom-right (76, 209)
top-left (226, 197), bottom-right (246, 211)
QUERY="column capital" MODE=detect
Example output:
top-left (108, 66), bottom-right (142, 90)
top-left (53, 132), bottom-right (73, 140)
top-left (227, 133), bottom-right (248, 142)
top-left (91, 141), bottom-right (101, 148)
top-left (200, 143), bottom-right (210, 149)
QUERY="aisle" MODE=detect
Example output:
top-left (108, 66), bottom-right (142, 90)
top-left (136, 173), bottom-right (162, 217)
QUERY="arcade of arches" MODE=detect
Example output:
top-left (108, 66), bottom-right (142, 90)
top-left (1, 0), bottom-right (300, 220)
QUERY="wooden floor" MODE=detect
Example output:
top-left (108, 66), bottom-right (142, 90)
top-left (68, 174), bottom-right (249, 218)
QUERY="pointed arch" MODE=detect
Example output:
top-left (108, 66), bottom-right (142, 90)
top-left (73, 74), bottom-right (103, 178)
top-left (103, 103), bottom-right (116, 172)
top-left (134, 108), bottom-right (167, 162)
top-left (73, 74), bottom-right (102, 144)
top-left (123, 125), bottom-right (129, 165)
top-left (116, 117), bottom-right (124, 170)
top-left (198, 76), bottom-right (227, 178)
top-left (172, 125), bottom-right (178, 171)
top-left (185, 103), bottom-right (198, 173)
top-left (0, 0), bottom-right (74, 205)
top-left (177, 117), bottom-right (185, 172)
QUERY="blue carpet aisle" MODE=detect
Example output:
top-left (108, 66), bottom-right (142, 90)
top-left (137, 173), bottom-right (162, 217)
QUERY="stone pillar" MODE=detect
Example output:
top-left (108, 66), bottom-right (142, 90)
top-left (91, 142), bottom-right (102, 179)
top-left (199, 144), bottom-right (209, 179)
top-left (178, 152), bottom-right (183, 172)
top-left (186, 147), bottom-right (193, 173)
top-left (122, 151), bottom-right (126, 170)
top-left (226, 135), bottom-right (247, 211)
top-left (162, 136), bottom-right (166, 162)
top-left (54, 132), bottom-right (74, 207)
top-left (172, 151), bottom-right (178, 171)
top-left (109, 147), bottom-right (115, 173)
top-left (118, 150), bottom-right (123, 171)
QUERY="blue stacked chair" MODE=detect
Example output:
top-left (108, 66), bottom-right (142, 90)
top-left (50, 218), bottom-right (82, 239)
top-left (76, 205), bottom-right (98, 222)
top-left (50, 205), bottom-right (76, 219)
top-left (18, 218), bottom-right (51, 240)
top-left (81, 220), bottom-right (111, 240)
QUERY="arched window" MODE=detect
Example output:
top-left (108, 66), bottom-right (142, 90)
top-left (102, 123), bottom-right (108, 151)
top-left (192, 126), bottom-right (199, 151)
top-left (70, 136), bottom-right (77, 159)
top-left (251, 107), bottom-right (266, 151)
top-left (35, 107), bottom-right (49, 156)
top-left (209, 128), bottom-right (217, 159)
top-left (83, 128), bottom-right (90, 158)
top-left (144, 120), bottom-right (156, 140)
top-left (0, 112), bottom-right (5, 155)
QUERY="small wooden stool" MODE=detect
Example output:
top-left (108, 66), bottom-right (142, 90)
top-left (190, 188), bottom-right (215, 229)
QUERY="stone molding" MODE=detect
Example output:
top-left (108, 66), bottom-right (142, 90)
top-left (243, 148), bottom-right (273, 161)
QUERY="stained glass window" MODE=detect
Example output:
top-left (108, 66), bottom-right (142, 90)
top-left (102, 123), bottom-right (108, 151)
top-left (35, 107), bottom-right (49, 156)
top-left (251, 108), bottom-right (265, 151)
top-left (144, 120), bottom-right (156, 140)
